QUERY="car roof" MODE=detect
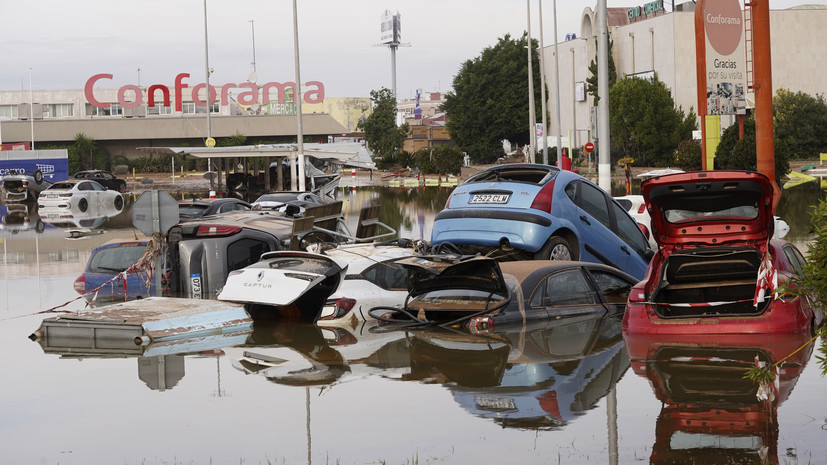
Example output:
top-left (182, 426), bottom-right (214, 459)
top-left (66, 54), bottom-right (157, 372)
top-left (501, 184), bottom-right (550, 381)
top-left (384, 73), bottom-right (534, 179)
top-left (174, 210), bottom-right (295, 235)
top-left (324, 243), bottom-right (413, 271)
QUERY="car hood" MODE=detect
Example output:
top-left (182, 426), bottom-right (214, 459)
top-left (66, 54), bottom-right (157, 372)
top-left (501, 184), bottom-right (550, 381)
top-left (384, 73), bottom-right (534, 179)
top-left (398, 255), bottom-right (509, 299)
top-left (642, 171), bottom-right (773, 251)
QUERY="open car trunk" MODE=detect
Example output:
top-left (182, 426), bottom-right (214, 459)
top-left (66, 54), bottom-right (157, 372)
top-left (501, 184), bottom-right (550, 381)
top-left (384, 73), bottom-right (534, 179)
top-left (651, 247), bottom-right (767, 318)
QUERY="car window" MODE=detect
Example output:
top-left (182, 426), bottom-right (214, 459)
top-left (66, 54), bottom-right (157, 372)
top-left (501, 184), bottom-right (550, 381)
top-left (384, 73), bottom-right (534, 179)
top-left (226, 238), bottom-right (272, 272)
top-left (589, 269), bottom-right (633, 303)
top-left (78, 182), bottom-right (93, 191)
top-left (361, 259), bottom-right (408, 291)
top-left (88, 244), bottom-right (147, 273)
top-left (529, 269), bottom-right (599, 307)
top-left (611, 201), bottom-right (650, 257)
top-left (783, 243), bottom-right (807, 274)
top-left (579, 182), bottom-right (611, 229)
top-left (615, 198), bottom-right (632, 211)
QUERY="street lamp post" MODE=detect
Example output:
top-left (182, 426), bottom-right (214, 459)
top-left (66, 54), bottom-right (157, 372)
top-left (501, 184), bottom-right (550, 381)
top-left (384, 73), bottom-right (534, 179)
top-left (249, 20), bottom-right (257, 73)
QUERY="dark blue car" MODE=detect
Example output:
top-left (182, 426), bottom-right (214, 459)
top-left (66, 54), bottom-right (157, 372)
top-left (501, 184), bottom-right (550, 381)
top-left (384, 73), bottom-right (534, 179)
top-left (430, 164), bottom-right (653, 279)
top-left (74, 241), bottom-right (156, 305)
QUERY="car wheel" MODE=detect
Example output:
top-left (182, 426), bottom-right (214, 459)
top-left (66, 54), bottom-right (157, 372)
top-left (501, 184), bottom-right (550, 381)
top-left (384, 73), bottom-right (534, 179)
top-left (34, 170), bottom-right (43, 185)
top-left (78, 198), bottom-right (88, 212)
top-left (114, 195), bottom-right (124, 211)
top-left (535, 236), bottom-right (577, 261)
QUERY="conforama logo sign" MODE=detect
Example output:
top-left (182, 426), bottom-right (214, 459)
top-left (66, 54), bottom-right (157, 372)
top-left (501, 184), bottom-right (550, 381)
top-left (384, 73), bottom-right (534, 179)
top-left (84, 73), bottom-right (325, 111)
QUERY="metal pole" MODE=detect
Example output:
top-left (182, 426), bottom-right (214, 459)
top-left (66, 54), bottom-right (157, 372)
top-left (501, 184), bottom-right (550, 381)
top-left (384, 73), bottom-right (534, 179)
top-left (597, 0), bottom-right (611, 191)
top-left (538, 0), bottom-right (549, 165)
top-left (552, 0), bottom-right (563, 168)
top-left (527, 0), bottom-right (536, 162)
top-left (753, 1), bottom-right (779, 211)
top-left (249, 20), bottom-right (257, 73)
top-left (29, 68), bottom-right (34, 150)
top-left (292, 0), bottom-right (306, 192)
top-left (203, 0), bottom-right (212, 173)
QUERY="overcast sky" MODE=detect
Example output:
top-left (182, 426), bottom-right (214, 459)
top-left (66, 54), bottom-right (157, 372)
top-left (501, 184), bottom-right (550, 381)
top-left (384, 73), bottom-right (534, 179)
top-left (0, 0), bottom-right (822, 99)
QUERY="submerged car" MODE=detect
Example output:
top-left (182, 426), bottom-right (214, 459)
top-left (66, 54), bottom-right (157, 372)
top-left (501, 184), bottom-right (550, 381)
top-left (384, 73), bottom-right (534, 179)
top-left (622, 170), bottom-right (821, 335)
top-left (250, 192), bottom-right (324, 215)
top-left (614, 194), bottom-right (657, 249)
top-left (178, 198), bottom-right (252, 220)
top-left (218, 240), bottom-right (416, 324)
top-left (73, 170), bottom-right (128, 193)
top-left (375, 256), bottom-right (637, 330)
top-left (1, 169), bottom-right (53, 202)
top-left (73, 241), bottom-right (155, 304)
top-left (38, 179), bottom-right (124, 212)
top-left (430, 164), bottom-right (653, 280)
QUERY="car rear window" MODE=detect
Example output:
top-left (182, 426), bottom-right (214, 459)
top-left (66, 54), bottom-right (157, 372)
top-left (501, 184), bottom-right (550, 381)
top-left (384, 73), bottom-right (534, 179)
top-left (179, 204), bottom-right (211, 217)
top-left (88, 244), bottom-right (148, 273)
top-left (469, 167), bottom-right (556, 185)
top-left (664, 204), bottom-right (759, 223)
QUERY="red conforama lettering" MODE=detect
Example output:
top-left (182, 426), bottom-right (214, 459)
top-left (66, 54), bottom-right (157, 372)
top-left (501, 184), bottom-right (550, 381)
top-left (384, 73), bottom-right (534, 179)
top-left (84, 73), bottom-right (325, 110)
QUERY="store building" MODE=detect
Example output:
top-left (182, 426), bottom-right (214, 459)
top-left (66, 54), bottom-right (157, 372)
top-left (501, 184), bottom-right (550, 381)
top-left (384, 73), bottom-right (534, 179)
top-left (542, 2), bottom-right (827, 151)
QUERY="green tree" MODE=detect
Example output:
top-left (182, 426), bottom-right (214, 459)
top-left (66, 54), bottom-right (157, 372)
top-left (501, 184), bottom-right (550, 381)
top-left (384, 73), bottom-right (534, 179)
top-left (773, 88), bottom-right (827, 160)
top-left (358, 88), bottom-right (409, 162)
top-left (70, 133), bottom-right (108, 172)
top-left (608, 76), bottom-right (696, 166)
top-left (674, 139), bottom-right (702, 171)
top-left (586, 35), bottom-right (617, 104)
top-left (441, 33), bottom-right (543, 164)
top-left (714, 116), bottom-right (791, 186)
top-left (411, 144), bottom-right (464, 175)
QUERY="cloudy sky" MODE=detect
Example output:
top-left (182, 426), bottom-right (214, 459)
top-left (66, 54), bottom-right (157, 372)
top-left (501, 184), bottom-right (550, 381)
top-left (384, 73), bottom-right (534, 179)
top-left (0, 0), bottom-right (821, 99)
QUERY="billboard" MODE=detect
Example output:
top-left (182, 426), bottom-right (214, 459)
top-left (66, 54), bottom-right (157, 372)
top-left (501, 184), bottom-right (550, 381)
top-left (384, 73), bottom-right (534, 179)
top-left (703, 0), bottom-right (747, 115)
top-left (380, 10), bottom-right (401, 45)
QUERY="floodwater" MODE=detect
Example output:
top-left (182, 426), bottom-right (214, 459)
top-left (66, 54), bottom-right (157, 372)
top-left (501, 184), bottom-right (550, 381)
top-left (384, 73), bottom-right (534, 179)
top-left (2, 180), bottom-right (827, 465)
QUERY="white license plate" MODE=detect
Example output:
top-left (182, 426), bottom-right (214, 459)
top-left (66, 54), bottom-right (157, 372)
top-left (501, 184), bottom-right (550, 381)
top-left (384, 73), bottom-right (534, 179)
top-left (469, 194), bottom-right (509, 204)
top-left (191, 274), bottom-right (202, 299)
top-left (475, 396), bottom-right (516, 411)
top-left (47, 194), bottom-right (59, 198)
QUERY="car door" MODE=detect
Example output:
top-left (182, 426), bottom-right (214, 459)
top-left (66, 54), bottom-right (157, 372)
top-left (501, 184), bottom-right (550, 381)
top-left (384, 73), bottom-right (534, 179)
top-left (608, 199), bottom-right (651, 279)
top-left (527, 268), bottom-right (606, 320)
top-left (564, 180), bottom-right (621, 269)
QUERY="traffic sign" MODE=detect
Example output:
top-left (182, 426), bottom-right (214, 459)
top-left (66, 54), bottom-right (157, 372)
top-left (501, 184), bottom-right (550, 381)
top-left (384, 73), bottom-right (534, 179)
top-left (205, 137), bottom-right (216, 147)
top-left (584, 142), bottom-right (595, 153)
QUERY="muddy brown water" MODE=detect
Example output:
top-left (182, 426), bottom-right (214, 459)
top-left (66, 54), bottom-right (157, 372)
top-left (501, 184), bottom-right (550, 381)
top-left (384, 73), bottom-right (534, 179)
top-left (1, 181), bottom-right (826, 464)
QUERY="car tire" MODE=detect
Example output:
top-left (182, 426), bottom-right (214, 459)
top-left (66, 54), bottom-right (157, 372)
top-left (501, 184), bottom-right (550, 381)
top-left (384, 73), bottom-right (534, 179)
top-left (78, 198), bottom-right (88, 212)
top-left (535, 236), bottom-right (578, 261)
top-left (114, 195), bottom-right (124, 211)
top-left (34, 170), bottom-right (43, 185)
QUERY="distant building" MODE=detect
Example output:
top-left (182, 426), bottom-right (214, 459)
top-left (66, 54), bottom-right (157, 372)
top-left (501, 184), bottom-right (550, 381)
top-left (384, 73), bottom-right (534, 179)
top-left (541, 3), bottom-right (827, 151)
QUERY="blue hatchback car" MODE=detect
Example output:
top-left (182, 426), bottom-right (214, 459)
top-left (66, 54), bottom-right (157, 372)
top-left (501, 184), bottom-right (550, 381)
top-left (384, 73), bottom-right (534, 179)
top-left (74, 241), bottom-right (156, 305)
top-left (430, 164), bottom-right (653, 280)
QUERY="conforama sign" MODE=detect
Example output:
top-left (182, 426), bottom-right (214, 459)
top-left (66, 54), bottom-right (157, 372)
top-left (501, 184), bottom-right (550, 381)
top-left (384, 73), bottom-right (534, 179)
top-left (84, 73), bottom-right (325, 111)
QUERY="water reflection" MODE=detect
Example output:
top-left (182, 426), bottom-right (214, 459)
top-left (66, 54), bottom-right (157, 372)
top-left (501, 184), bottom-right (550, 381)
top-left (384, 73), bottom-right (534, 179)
top-left (624, 332), bottom-right (815, 464)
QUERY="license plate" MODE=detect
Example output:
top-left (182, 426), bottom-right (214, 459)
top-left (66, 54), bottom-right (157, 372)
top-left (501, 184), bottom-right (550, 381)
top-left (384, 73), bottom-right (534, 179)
top-left (47, 194), bottom-right (59, 198)
top-left (475, 396), bottom-right (516, 411)
top-left (469, 194), bottom-right (509, 204)
top-left (191, 274), bottom-right (202, 299)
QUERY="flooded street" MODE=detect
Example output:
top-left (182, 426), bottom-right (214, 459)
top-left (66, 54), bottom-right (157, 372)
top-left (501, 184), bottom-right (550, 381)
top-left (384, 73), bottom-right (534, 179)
top-left (2, 181), bottom-right (827, 464)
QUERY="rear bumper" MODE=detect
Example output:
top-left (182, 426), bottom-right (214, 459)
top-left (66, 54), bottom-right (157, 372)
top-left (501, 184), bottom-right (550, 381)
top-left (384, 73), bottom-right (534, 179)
top-left (431, 209), bottom-right (553, 251)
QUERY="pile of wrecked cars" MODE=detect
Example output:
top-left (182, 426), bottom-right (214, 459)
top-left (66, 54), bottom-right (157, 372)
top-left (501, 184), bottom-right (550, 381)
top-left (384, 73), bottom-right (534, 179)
top-left (48, 166), bottom-right (817, 354)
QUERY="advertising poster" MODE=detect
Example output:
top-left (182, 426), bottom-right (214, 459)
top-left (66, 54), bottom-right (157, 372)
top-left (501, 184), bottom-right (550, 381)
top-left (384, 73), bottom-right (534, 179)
top-left (704, 0), bottom-right (747, 115)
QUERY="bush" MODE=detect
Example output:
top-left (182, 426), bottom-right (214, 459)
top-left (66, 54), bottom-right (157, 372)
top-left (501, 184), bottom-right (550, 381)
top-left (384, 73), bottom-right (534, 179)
top-left (674, 139), bottom-right (702, 171)
top-left (112, 165), bottom-right (129, 176)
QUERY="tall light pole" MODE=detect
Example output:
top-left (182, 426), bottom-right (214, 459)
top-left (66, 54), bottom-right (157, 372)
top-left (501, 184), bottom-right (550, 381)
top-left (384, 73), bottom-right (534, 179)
top-left (552, 0), bottom-right (563, 168)
top-left (29, 68), bottom-right (34, 150)
top-left (292, 0), bottom-right (306, 192)
top-left (249, 20), bottom-right (257, 74)
top-left (597, 0), bottom-right (611, 191)
top-left (538, 0), bottom-right (549, 165)
top-left (527, 0), bottom-right (536, 162)
top-left (203, 0), bottom-right (213, 179)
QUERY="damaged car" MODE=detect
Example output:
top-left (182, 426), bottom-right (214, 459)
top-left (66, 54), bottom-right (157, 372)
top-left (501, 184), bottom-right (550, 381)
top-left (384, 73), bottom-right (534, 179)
top-left (622, 170), bottom-right (821, 335)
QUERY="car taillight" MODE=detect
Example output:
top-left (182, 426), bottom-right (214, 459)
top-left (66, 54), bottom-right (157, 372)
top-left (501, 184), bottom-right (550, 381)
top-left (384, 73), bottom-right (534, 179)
top-left (334, 298), bottom-right (356, 314)
top-left (637, 204), bottom-right (646, 214)
top-left (73, 275), bottom-right (86, 294)
top-left (468, 315), bottom-right (493, 334)
top-left (628, 287), bottom-right (646, 303)
top-left (196, 225), bottom-right (242, 237)
top-left (444, 193), bottom-right (454, 209)
top-left (60, 193), bottom-right (73, 198)
top-left (529, 180), bottom-right (556, 213)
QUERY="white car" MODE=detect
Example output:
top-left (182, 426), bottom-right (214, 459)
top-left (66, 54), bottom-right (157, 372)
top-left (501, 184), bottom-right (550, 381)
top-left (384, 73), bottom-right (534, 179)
top-left (251, 192), bottom-right (323, 215)
top-left (614, 194), bottom-right (657, 250)
top-left (38, 179), bottom-right (125, 212)
top-left (318, 242), bottom-right (415, 326)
